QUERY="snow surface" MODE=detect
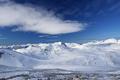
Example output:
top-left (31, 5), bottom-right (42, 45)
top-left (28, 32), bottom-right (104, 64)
top-left (0, 38), bottom-right (120, 72)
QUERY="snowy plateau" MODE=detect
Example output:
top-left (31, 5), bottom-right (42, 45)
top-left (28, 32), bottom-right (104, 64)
top-left (1, 39), bottom-right (120, 80)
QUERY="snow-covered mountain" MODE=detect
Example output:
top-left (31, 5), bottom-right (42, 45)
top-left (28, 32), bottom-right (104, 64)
top-left (1, 38), bottom-right (120, 72)
top-left (0, 49), bottom-right (45, 69)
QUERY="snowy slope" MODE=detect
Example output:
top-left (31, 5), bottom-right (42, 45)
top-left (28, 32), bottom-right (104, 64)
top-left (0, 49), bottom-right (48, 69)
top-left (0, 38), bottom-right (120, 71)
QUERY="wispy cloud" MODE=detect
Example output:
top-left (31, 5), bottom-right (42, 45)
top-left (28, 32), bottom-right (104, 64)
top-left (0, 34), bottom-right (7, 40)
top-left (38, 35), bottom-right (58, 38)
top-left (0, 0), bottom-right (9, 2)
top-left (0, 37), bottom-right (7, 40)
top-left (0, 1), bottom-right (86, 35)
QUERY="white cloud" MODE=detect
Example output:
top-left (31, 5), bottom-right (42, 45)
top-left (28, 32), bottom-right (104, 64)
top-left (0, 2), bottom-right (86, 35)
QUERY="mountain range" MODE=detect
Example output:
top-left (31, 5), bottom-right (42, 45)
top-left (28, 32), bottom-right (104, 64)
top-left (0, 38), bottom-right (120, 72)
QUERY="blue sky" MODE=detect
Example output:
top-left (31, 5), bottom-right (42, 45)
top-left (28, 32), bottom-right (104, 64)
top-left (0, 0), bottom-right (120, 45)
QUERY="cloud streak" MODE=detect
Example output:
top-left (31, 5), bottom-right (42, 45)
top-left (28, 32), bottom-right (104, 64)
top-left (0, 1), bottom-right (86, 35)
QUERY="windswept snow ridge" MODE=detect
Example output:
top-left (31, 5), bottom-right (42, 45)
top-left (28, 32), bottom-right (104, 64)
top-left (0, 38), bottom-right (120, 71)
